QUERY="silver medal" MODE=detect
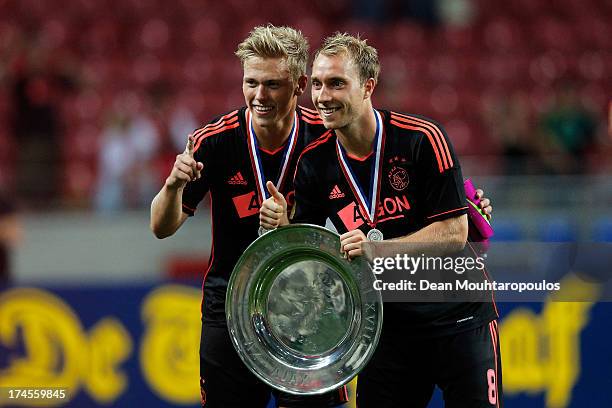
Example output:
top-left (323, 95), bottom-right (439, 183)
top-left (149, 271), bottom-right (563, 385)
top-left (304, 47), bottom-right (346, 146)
top-left (367, 228), bottom-right (384, 241)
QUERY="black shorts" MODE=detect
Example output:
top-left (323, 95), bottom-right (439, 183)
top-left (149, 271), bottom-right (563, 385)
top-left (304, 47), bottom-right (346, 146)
top-left (357, 320), bottom-right (502, 408)
top-left (200, 324), bottom-right (349, 408)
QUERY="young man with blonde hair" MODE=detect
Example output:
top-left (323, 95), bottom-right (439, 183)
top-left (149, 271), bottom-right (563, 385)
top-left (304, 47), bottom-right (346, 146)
top-left (261, 33), bottom-right (501, 407)
top-left (151, 25), bottom-right (350, 407)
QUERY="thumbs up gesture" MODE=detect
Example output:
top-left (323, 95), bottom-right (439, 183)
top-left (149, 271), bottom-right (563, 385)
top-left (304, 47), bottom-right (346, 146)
top-left (165, 134), bottom-right (204, 190)
top-left (259, 181), bottom-right (289, 229)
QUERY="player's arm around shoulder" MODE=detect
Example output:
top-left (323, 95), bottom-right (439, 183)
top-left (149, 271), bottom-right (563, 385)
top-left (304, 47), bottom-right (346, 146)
top-left (150, 135), bottom-right (203, 238)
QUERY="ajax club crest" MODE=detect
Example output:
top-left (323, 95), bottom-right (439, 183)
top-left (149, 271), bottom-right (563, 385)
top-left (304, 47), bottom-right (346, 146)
top-left (388, 165), bottom-right (409, 191)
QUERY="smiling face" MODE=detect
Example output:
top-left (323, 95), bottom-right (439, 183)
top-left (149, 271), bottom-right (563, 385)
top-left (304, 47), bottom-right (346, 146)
top-left (242, 56), bottom-right (304, 130)
top-left (311, 53), bottom-right (374, 131)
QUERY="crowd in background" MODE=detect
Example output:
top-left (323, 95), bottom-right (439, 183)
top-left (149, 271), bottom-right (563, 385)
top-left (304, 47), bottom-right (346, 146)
top-left (0, 0), bottom-right (610, 211)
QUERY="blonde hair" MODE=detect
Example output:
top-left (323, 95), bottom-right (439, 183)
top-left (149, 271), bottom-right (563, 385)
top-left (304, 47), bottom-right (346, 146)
top-left (235, 24), bottom-right (309, 82)
top-left (314, 32), bottom-right (380, 84)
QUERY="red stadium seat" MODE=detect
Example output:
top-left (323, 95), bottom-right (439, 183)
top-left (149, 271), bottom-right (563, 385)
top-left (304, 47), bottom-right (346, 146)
top-left (1, 0), bottom-right (609, 207)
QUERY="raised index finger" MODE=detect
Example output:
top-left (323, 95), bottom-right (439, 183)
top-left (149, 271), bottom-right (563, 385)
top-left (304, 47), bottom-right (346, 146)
top-left (185, 134), bottom-right (195, 157)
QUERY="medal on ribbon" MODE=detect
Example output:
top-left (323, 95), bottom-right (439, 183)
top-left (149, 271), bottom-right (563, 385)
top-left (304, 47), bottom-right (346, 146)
top-left (336, 109), bottom-right (385, 241)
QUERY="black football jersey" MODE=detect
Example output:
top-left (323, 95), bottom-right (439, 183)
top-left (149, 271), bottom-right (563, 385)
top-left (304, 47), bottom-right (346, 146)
top-left (182, 106), bottom-right (327, 326)
top-left (292, 109), bottom-right (498, 337)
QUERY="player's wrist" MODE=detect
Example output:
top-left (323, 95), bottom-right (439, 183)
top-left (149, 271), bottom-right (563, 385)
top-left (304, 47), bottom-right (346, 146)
top-left (164, 178), bottom-right (186, 193)
top-left (278, 214), bottom-right (290, 227)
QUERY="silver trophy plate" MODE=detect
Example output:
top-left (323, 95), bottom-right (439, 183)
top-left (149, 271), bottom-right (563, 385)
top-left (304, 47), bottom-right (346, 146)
top-left (226, 224), bottom-right (383, 395)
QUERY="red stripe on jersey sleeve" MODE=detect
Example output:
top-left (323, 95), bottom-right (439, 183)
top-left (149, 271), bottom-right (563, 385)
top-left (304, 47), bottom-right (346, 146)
top-left (193, 115), bottom-right (239, 142)
top-left (302, 117), bottom-right (324, 125)
top-left (391, 113), bottom-right (453, 169)
top-left (196, 110), bottom-right (238, 131)
top-left (195, 115), bottom-right (239, 137)
top-left (390, 119), bottom-right (445, 173)
top-left (194, 122), bottom-right (240, 152)
top-left (299, 106), bottom-right (319, 115)
top-left (300, 109), bottom-right (322, 119)
top-left (292, 130), bottom-right (333, 180)
top-left (390, 114), bottom-right (450, 170)
top-left (299, 130), bottom-right (333, 156)
top-left (426, 206), bottom-right (468, 219)
top-left (402, 113), bottom-right (453, 168)
top-left (192, 110), bottom-right (239, 141)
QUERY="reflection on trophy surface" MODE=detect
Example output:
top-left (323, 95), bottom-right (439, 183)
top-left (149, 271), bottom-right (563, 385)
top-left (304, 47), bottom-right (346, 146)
top-left (227, 225), bottom-right (383, 394)
top-left (267, 260), bottom-right (352, 355)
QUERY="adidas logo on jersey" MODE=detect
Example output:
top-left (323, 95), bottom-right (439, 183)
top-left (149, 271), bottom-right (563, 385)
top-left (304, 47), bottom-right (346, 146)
top-left (228, 172), bottom-right (247, 185)
top-left (329, 185), bottom-right (345, 199)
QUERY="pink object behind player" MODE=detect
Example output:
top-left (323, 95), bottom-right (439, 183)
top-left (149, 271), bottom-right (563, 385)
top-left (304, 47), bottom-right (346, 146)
top-left (464, 178), bottom-right (494, 240)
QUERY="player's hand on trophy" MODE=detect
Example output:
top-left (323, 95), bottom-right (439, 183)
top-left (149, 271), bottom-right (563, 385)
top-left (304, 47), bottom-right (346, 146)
top-left (475, 188), bottom-right (492, 220)
top-left (166, 134), bottom-right (203, 190)
top-left (260, 181), bottom-right (289, 229)
top-left (340, 229), bottom-right (369, 260)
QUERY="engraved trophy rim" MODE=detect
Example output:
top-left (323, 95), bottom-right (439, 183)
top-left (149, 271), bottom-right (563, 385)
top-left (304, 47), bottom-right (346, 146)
top-left (226, 224), bottom-right (383, 395)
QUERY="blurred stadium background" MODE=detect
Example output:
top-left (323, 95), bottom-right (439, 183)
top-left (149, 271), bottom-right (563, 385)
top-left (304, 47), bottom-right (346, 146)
top-left (0, 0), bottom-right (610, 407)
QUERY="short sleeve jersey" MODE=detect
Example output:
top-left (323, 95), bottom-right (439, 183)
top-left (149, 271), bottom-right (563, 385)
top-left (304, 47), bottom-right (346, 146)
top-left (181, 106), bottom-right (327, 326)
top-left (293, 110), bottom-right (498, 337)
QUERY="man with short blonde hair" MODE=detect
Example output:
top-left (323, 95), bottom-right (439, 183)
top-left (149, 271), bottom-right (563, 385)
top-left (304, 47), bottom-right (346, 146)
top-left (236, 24), bottom-right (309, 83)
top-left (313, 32), bottom-right (380, 84)
top-left (151, 25), bottom-right (349, 408)
top-left (261, 32), bottom-right (501, 407)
